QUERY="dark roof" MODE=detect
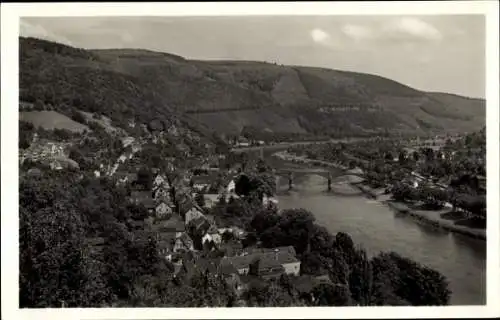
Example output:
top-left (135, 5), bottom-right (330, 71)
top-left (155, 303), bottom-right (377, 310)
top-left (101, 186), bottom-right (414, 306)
top-left (27, 168), bottom-right (42, 177)
top-left (157, 232), bottom-right (176, 242)
top-left (293, 275), bottom-right (317, 294)
top-left (221, 247), bottom-right (299, 272)
top-left (188, 217), bottom-right (211, 233)
top-left (130, 190), bottom-right (155, 208)
top-left (115, 172), bottom-right (137, 181)
top-left (192, 175), bottom-right (214, 185)
top-left (244, 246), bottom-right (296, 256)
top-left (196, 258), bottom-right (222, 274)
top-left (157, 239), bottom-right (175, 251)
top-left (221, 255), bottom-right (254, 271)
top-left (220, 260), bottom-right (239, 275)
top-left (133, 230), bottom-right (156, 242)
top-left (176, 233), bottom-right (193, 246)
top-left (156, 216), bottom-right (185, 232)
top-left (130, 190), bottom-right (152, 198)
top-left (85, 237), bottom-right (105, 246)
top-left (314, 274), bottom-right (333, 285)
top-left (207, 224), bottom-right (218, 234)
top-left (129, 219), bottom-right (145, 229)
top-left (252, 255), bottom-right (284, 274)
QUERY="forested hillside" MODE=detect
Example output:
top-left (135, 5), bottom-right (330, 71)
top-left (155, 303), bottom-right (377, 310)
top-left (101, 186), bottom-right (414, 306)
top-left (20, 37), bottom-right (485, 139)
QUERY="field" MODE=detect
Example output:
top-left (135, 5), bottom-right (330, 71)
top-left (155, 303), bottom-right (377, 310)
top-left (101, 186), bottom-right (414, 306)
top-left (19, 111), bottom-right (89, 133)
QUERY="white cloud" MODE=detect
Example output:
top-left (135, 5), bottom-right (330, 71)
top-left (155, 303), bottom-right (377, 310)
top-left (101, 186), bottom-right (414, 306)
top-left (20, 20), bottom-right (74, 46)
top-left (120, 32), bottom-right (134, 43)
top-left (341, 24), bottom-right (373, 41)
top-left (310, 28), bottom-right (330, 44)
top-left (385, 17), bottom-right (442, 41)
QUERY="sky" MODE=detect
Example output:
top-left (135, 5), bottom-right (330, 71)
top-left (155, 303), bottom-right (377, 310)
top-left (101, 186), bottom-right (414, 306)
top-left (20, 15), bottom-right (485, 98)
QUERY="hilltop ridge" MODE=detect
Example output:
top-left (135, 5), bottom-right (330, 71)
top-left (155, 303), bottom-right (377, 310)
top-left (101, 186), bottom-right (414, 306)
top-left (19, 36), bottom-right (485, 139)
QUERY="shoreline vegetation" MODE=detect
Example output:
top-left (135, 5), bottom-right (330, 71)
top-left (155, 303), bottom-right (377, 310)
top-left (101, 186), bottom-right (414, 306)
top-left (272, 151), bottom-right (486, 241)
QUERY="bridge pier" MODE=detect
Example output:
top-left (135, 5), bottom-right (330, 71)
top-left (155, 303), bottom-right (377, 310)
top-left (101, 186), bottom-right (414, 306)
top-left (327, 172), bottom-right (332, 191)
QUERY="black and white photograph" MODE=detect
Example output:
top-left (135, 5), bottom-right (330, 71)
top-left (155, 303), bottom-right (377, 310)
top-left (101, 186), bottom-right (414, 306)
top-left (1, 1), bottom-right (499, 319)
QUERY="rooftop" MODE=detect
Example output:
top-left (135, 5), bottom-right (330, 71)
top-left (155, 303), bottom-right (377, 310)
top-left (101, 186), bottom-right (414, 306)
top-left (155, 216), bottom-right (185, 233)
top-left (221, 246), bottom-right (299, 271)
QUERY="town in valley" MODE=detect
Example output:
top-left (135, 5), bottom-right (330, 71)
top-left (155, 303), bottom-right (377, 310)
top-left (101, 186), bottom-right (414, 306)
top-left (17, 14), bottom-right (487, 308)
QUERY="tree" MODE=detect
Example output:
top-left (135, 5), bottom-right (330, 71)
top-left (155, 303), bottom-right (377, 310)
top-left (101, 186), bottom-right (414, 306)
top-left (398, 150), bottom-right (408, 163)
top-left (370, 252), bottom-right (450, 306)
top-left (392, 183), bottom-right (417, 202)
top-left (136, 167), bottom-right (153, 190)
top-left (70, 110), bottom-right (87, 124)
top-left (19, 175), bottom-right (98, 307)
top-left (127, 203), bottom-right (149, 221)
top-left (195, 191), bottom-right (206, 208)
top-left (250, 210), bottom-right (281, 234)
top-left (235, 174), bottom-right (252, 197)
top-left (349, 248), bottom-right (373, 305)
top-left (312, 284), bottom-right (352, 306)
top-left (300, 251), bottom-right (331, 276)
top-left (19, 121), bottom-right (35, 149)
top-left (260, 209), bottom-right (316, 254)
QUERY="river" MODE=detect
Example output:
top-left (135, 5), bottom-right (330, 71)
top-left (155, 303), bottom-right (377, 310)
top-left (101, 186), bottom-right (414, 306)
top-left (276, 173), bottom-right (486, 305)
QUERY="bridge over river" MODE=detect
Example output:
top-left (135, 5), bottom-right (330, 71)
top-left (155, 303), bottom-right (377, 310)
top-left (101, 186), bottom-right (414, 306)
top-left (273, 166), bottom-right (364, 192)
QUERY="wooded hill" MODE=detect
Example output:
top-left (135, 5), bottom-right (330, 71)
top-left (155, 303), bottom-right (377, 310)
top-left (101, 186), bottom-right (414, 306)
top-left (20, 37), bottom-right (485, 139)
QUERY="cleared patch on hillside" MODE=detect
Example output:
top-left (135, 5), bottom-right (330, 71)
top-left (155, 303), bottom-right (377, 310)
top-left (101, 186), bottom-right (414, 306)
top-left (19, 111), bottom-right (89, 132)
top-left (191, 109), bottom-right (307, 135)
top-left (80, 111), bottom-right (125, 135)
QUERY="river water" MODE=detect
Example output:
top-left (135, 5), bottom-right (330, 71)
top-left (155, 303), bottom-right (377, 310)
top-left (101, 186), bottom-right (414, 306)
top-left (276, 173), bottom-right (486, 305)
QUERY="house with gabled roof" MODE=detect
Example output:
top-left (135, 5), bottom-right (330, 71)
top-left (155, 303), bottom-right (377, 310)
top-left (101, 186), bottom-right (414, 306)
top-left (174, 233), bottom-right (194, 253)
top-left (153, 173), bottom-right (169, 190)
top-left (153, 184), bottom-right (171, 203)
top-left (220, 246), bottom-right (301, 278)
top-left (249, 255), bottom-right (285, 280)
top-left (155, 201), bottom-right (173, 219)
top-left (154, 214), bottom-right (185, 239)
top-left (202, 224), bottom-right (221, 246)
top-left (115, 172), bottom-right (138, 186)
top-left (184, 204), bottom-right (206, 225)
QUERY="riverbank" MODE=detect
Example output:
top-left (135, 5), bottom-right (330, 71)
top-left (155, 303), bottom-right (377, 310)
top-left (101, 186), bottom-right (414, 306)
top-left (273, 151), bottom-right (486, 241)
top-left (352, 183), bottom-right (486, 241)
top-left (384, 200), bottom-right (486, 240)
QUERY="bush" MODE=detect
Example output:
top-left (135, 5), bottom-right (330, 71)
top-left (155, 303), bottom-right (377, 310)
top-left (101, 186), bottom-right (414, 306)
top-left (71, 110), bottom-right (87, 124)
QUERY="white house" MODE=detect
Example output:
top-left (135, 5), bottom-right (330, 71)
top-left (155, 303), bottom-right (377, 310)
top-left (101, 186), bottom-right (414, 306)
top-left (281, 258), bottom-right (301, 276)
top-left (202, 225), bottom-right (221, 245)
top-left (174, 233), bottom-right (194, 253)
top-left (121, 137), bottom-right (135, 148)
top-left (184, 206), bottom-right (205, 225)
top-left (154, 174), bottom-right (166, 187)
top-left (155, 202), bottom-right (172, 219)
top-left (118, 154), bottom-right (127, 163)
top-left (153, 186), bottom-right (171, 202)
top-left (262, 195), bottom-right (279, 207)
top-left (202, 233), bottom-right (214, 246)
top-left (227, 180), bottom-right (236, 194)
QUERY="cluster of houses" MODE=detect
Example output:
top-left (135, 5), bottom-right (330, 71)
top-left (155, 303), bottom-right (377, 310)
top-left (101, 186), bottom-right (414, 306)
top-left (107, 165), bottom-right (299, 295)
top-left (20, 139), bottom-right (79, 170)
top-left (172, 246), bottom-right (302, 296)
